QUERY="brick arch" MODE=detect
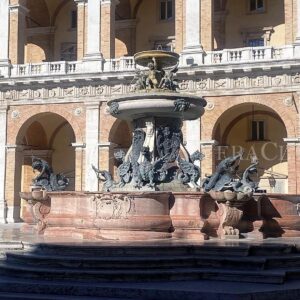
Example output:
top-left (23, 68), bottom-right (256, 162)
top-left (51, 0), bottom-right (71, 26)
top-left (10, 106), bottom-right (83, 145)
top-left (109, 119), bottom-right (131, 146)
top-left (221, 110), bottom-right (286, 145)
top-left (203, 95), bottom-right (297, 141)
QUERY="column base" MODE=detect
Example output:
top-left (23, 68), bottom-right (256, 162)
top-left (294, 41), bottom-right (300, 57)
top-left (0, 59), bottom-right (11, 78)
top-left (6, 205), bottom-right (22, 223)
top-left (180, 45), bottom-right (204, 66)
top-left (0, 200), bottom-right (7, 224)
top-left (82, 53), bottom-right (104, 73)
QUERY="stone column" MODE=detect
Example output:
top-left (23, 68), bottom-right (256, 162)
top-left (185, 119), bottom-right (201, 183)
top-left (175, 0), bottom-right (184, 53)
top-left (85, 102), bottom-right (100, 191)
top-left (296, 0), bottom-right (300, 43)
top-left (0, 107), bottom-right (8, 223)
top-left (295, 0), bottom-right (300, 56)
top-left (75, 0), bottom-right (87, 60)
top-left (181, 0), bottom-right (204, 66)
top-left (101, 0), bottom-right (117, 59)
top-left (284, 0), bottom-right (293, 45)
top-left (82, 0), bottom-right (103, 72)
top-left (5, 144), bottom-right (22, 223)
top-left (200, 140), bottom-right (218, 178)
top-left (186, 119), bottom-right (201, 155)
top-left (201, 0), bottom-right (214, 51)
top-left (284, 138), bottom-right (300, 194)
top-left (72, 143), bottom-right (86, 191)
top-left (9, 2), bottom-right (28, 64)
top-left (0, 0), bottom-right (10, 77)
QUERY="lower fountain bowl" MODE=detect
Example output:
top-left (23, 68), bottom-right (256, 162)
top-left (107, 91), bottom-right (206, 121)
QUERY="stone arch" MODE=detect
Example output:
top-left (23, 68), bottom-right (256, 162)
top-left (26, 0), bottom-right (51, 27)
top-left (9, 105), bottom-right (83, 145)
top-left (203, 98), bottom-right (294, 193)
top-left (116, 0), bottom-right (132, 19)
top-left (220, 110), bottom-right (285, 145)
top-left (51, 0), bottom-right (71, 27)
top-left (108, 119), bottom-right (132, 176)
top-left (203, 95), bottom-right (297, 141)
top-left (109, 119), bottom-right (131, 144)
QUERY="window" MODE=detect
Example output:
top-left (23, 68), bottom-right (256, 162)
top-left (60, 43), bottom-right (77, 61)
top-left (249, 0), bottom-right (265, 12)
top-left (251, 120), bottom-right (265, 141)
top-left (160, 0), bottom-right (173, 20)
top-left (214, 0), bottom-right (227, 12)
top-left (247, 38), bottom-right (264, 47)
top-left (71, 10), bottom-right (77, 29)
top-left (153, 40), bottom-right (174, 51)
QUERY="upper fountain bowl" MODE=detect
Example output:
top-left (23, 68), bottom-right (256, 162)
top-left (134, 50), bottom-right (179, 69)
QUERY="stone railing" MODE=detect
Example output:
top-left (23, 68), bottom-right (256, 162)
top-left (10, 61), bottom-right (83, 77)
top-left (3, 44), bottom-right (299, 78)
top-left (204, 45), bottom-right (295, 65)
top-left (103, 56), bottom-right (136, 72)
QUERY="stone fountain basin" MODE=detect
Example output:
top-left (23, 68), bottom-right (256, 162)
top-left (134, 50), bottom-right (180, 69)
top-left (107, 92), bottom-right (206, 121)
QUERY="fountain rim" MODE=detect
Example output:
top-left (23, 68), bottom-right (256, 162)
top-left (134, 50), bottom-right (180, 68)
top-left (108, 91), bottom-right (207, 107)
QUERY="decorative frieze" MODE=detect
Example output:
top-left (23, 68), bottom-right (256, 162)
top-left (2, 70), bottom-right (300, 103)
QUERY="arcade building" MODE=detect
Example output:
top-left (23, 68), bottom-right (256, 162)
top-left (0, 0), bottom-right (299, 223)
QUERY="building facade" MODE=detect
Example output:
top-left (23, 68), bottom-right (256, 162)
top-left (0, 0), bottom-right (299, 223)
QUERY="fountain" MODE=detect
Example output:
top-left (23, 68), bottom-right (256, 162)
top-left (98, 50), bottom-right (206, 192)
top-left (20, 50), bottom-right (300, 241)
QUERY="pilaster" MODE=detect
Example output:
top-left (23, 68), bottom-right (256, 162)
top-left (185, 119), bottom-right (201, 182)
top-left (0, 0), bottom-right (10, 77)
top-left (9, 2), bottom-right (28, 64)
top-left (82, 0), bottom-right (103, 72)
top-left (75, 0), bottom-right (87, 60)
top-left (0, 107), bottom-right (8, 223)
top-left (72, 142), bottom-right (86, 191)
top-left (5, 144), bottom-right (22, 223)
top-left (200, 140), bottom-right (218, 178)
top-left (284, 138), bottom-right (300, 194)
top-left (181, 0), bottom-right (204, 66)
top-left (101, 0), bottom-right (117, 59)
top-left (84, 102), bottom-right (100, 191)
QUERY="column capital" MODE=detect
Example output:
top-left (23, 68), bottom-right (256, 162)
top-left (283, 137), bottom-right (300, 146)
top-left (0, 105), bottom-right (8, 113)
top-left (200, 140), bottom-right (219, 147)
top-left (9, 4), bottom-right (29, 15)
top-left (98, 142), bottom-right (118, 149)
top-left (74, 0), bottom-right (87, 6)
top-left (5, 144), bottom-right (24, 152)
top-left (101, 0), bottom-right (119, 5)
top-left (84, 101), bottom-right (100, 110)
top-left (71, 142), bottom-right (86, 149)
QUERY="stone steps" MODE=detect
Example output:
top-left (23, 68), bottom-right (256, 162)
top-left (7, 251), bottom-right (300, 270)
top-left (0, 292), bottom-right (124, 300)
top-left (0, 260), bottom-right (287, 283)
top-left (23, 242), bottom-right (298, 257)
top-left (26, 243), bottom-right (252, 257)
top-left (6, 252), bottom-right (269, 270)
top-left (0, 242), bottom-right (299, 298)
top-left (0, 276), bottom-right (300, 300)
